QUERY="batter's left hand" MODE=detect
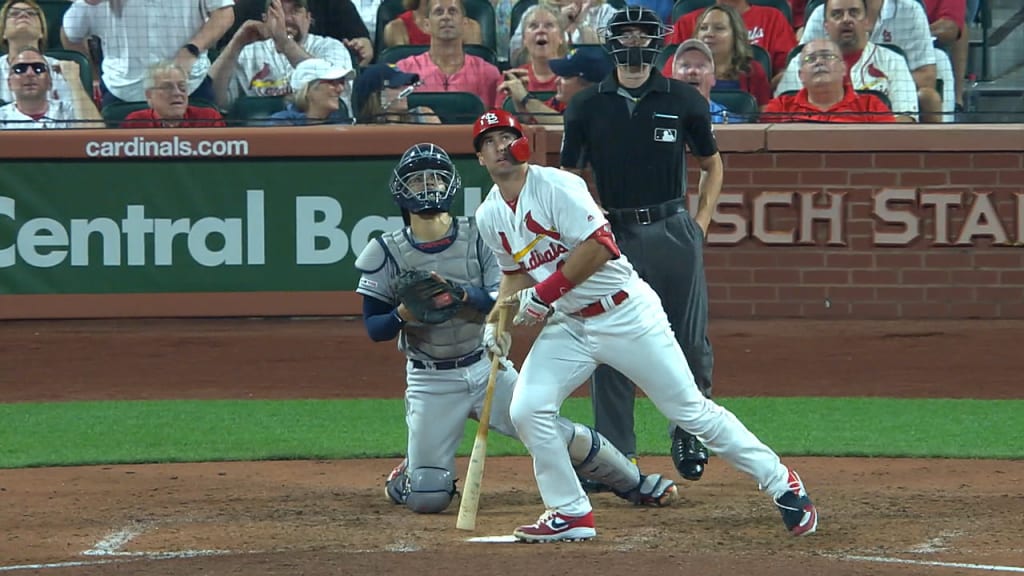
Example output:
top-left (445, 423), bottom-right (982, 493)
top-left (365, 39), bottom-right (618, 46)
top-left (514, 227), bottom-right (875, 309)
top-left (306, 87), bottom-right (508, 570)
top-left (509, 287), bottom-right (553, 326)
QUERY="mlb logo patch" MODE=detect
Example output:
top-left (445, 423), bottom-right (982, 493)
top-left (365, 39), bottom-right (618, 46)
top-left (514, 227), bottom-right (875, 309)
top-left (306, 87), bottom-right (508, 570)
top-left (654, 128), bottom-right (677, 143)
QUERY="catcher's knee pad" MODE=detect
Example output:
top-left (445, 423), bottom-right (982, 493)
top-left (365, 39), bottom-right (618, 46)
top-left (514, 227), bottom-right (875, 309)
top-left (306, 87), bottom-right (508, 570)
top-left (405, 467), bottom-right (456, 514)
top-left (566, 423), bottom-right (641, 494)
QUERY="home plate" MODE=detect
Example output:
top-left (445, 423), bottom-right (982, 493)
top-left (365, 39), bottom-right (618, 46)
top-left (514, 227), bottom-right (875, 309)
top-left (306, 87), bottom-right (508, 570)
top-left (465, 535), bottom-right (518, 543)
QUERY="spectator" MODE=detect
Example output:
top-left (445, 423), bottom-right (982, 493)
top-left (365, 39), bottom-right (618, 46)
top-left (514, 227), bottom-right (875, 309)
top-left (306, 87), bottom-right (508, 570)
top-left (268, 56), bottom-right (353, 124)
top-left (225, 0), bottom-right (374, 66)
top-left (662, 5), bottom-right (771, 106)
top-left (506, 4), bottom-right (566, 86)
top-left (122, 62), bottom-right (226, 128)
top-left (667, 0), bottom-right (795, 79)
top-left (383, 0), bottom-right (482, 49)
top-left (349, 0), bottom-right (384, 45)
top-left (510, 0), bottom-right (617, 58)
top-left (61, 0), bottom-right (235, 107)
top-left (503, 44), bottom-right (612, 125)
top-left (0, 46), bottom-right (100, 128)
top-left (762, 38), bottom-right (895, 122)
top-left (923, 0), bottom-right (966, 110)
top-left (307, 0), bottom-right (374, 65)
top-left (352, 62), bottom-right (439, 123)
top-left (672, 38), bottom-right (748, 123)
top-left (1, 0), bottom-right (77, 103)
top-left (792, 0), bottom-right (808, 31)
top-left (208, 0), bottom-right (354, 111)
top-left (776, 0), bottom-right (918, 121)
top-left (394, 0), bottom-right (502, 109)
top-left (800, 0), bottom-right (943, 122)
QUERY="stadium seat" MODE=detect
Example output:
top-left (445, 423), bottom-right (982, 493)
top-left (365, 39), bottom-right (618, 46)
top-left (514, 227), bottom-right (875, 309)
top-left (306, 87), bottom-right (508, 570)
top-left (45, 49), bottom-right (93, 94)
top-left (407, 91), bottom-right (485, 124)
top-left (710, 88), bottom-right (758, 119)
top-left (750, 43), bottom-right (772, 78)
top-left (671, 0), bottom-right (713, 25)
top-left (501, 90), bottom-right (555, 113)
top-left (101, 101), bottom-right (151, 127)
top-left (228, 95), bottom-right (288, 126)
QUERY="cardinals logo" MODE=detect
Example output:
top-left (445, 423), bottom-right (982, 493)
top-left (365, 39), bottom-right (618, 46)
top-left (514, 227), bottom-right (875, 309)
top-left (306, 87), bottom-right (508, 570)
top-left (524, 211), bottom-right (560, 240)
top-left (498, 231), bottom-right (513, 255)
top-left (866, 63), bottom-right (888, 79)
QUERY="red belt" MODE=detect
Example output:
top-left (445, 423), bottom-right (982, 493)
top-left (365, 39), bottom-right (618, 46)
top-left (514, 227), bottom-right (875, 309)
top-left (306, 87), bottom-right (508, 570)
top-left (575, 290), bottom-right (629, 318)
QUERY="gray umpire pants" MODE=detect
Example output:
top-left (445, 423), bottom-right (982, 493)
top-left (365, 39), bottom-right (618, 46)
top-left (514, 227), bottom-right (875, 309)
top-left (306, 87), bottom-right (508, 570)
top-left (590, 208), bottom-right (714, 457)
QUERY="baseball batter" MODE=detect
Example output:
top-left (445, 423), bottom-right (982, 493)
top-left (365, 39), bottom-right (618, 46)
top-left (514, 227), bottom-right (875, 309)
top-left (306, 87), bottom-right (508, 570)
top-left (471, 110), bottom-right (818, 542)
top-left (355, 143), bottom-right (678, 517)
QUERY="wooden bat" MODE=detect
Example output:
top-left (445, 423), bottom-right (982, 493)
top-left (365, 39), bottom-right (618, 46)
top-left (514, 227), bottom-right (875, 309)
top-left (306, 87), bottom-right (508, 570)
top-left (456, 305), bottom-right (510, 531)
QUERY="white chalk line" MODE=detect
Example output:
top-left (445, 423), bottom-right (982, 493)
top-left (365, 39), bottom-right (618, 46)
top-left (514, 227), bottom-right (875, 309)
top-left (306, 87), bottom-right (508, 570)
top-left (82, 524), bottom-right (144, 556)
top-left (840, 555), bottom-right (1024, 573)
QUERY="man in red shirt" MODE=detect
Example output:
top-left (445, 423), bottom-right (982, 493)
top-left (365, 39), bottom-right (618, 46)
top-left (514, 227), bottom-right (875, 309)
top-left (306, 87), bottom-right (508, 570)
top-left (762, 38), bottom-right (895, 122)
top-left (122, 62), bottom-right (226, 128)
top-left (667, 0), bottom-right (795, 77)
top-left (923, 0), bottom-right (967, 110)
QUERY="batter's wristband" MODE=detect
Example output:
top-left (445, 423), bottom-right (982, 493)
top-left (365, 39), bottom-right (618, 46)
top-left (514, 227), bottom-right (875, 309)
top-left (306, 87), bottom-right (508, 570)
top-left (534, 270), bottom-right (575, 304)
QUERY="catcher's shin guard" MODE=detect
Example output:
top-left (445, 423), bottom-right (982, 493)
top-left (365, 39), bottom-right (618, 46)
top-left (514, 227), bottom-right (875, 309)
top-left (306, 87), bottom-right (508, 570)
top-left (567, 424), bottom-right (642, 494)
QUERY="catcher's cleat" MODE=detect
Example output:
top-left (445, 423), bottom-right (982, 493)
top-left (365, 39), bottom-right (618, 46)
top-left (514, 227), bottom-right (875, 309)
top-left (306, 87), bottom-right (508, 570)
top-left (384, 459), bottom-right (409, 504)
top-left (774, 468), bottom-right (818, 537)
top-left (671, 427), bottom-right (708, 481)
top-left (513, 510), bottom-right (596, 543)
top-left (614, 473), bottom-right (678, 507)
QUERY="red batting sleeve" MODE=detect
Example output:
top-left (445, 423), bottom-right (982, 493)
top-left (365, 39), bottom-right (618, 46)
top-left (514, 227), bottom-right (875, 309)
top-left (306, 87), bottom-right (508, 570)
top-left (588, 224), bottom-right (621, 259)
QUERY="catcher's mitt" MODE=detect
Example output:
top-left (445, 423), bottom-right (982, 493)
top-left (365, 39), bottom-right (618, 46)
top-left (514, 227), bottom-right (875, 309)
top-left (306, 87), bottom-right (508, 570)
top-left (395, 270), bottom-right (465, 324)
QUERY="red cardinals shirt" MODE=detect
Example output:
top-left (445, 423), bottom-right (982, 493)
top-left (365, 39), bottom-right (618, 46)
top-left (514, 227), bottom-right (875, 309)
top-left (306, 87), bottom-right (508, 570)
top-left (668, 5), bottom-right (796, 75)
top-left (121, 106), bottom-right (227, 128)
top-left (762, 86), bottom-right (896, 123)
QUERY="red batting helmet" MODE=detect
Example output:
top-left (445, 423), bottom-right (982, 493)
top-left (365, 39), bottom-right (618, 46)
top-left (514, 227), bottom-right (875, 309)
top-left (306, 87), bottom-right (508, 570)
top-left (472, 109), bottom-right (530, 163)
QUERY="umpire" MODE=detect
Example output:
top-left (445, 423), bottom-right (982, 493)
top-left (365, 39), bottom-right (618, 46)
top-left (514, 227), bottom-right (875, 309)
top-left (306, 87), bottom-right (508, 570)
top-left (560, 7), bottom-right (723, 483)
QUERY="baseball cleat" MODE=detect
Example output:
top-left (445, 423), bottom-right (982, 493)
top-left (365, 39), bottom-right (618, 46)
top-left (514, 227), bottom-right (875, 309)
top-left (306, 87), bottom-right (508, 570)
top-left (513, 510), bottom-right (597, 543)
top-left (671, 427), bottom-right (708, 481)
top-left (774, 468), bottom-right (818, 537)
top-left (615, 473), bottom-right (678, 506)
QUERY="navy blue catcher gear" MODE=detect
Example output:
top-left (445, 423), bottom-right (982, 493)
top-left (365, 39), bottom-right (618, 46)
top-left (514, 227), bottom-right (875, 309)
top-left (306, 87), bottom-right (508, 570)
top-left (390, 143), bottom-right (462, 214)
top-left (603, 7), bottom-right (671, 68)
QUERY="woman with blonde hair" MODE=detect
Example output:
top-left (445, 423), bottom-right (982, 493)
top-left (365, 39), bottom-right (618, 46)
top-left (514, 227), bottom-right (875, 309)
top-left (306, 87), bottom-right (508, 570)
top-left (269, 58), bottom-right (354, 125)
top-left (0, 0), bottom-right (76, 103)
top-left (383, 0), bottom-right (481, 48)
top-left (661, 4), bottom-right (770, 106)
top-left (505, 4), bottom-right (566, 86)
top-left (509, 0), bottom-right (615, 58)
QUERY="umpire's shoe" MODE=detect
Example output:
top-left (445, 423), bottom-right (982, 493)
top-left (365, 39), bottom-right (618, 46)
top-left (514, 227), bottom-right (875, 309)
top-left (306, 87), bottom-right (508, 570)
top-left (671, 427), bottom-right (708, 481)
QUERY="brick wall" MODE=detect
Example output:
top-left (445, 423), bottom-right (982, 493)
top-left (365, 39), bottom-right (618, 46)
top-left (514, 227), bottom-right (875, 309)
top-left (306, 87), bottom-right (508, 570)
top-left (541, 126), bottom-right (1024, 320)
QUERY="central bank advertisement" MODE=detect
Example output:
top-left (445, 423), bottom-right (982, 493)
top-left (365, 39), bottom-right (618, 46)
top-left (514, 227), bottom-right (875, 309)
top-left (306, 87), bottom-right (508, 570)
top-left (0, 158), bottom-right (492, 295)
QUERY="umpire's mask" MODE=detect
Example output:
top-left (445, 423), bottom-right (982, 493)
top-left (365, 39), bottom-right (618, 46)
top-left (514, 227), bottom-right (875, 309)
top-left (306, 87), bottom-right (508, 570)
top-left (603, 7), bottom-right (669, 69)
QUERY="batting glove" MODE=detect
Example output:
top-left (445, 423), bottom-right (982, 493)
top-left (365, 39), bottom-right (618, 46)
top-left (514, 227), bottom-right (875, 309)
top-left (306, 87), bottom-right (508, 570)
top-left (482, 323), bottom-right (511, 357)
top-left (512, 287), bottom-right (553, 326)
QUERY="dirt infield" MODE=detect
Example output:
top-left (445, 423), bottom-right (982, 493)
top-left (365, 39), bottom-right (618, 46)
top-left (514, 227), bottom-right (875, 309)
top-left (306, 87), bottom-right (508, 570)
top-left (1, 318), bottom-right (1022, 575)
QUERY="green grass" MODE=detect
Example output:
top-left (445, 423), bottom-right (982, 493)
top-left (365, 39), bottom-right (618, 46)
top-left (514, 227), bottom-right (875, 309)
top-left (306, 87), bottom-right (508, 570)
top-left (1, 397), bottom-right (1021, 469)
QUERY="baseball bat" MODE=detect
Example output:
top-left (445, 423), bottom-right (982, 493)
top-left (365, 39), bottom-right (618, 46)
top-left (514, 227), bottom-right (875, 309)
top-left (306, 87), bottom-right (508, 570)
top-left (456, 305), bottom-right (510, 531)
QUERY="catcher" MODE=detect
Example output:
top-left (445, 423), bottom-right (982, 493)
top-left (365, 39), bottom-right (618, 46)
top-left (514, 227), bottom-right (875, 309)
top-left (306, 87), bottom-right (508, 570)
top-left (355, 143), bottom-right (679, 515)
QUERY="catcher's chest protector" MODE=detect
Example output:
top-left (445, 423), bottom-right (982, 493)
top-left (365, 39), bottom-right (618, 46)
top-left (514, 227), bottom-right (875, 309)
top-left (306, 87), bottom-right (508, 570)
top-left (382, 217), bottom-right (486, 361)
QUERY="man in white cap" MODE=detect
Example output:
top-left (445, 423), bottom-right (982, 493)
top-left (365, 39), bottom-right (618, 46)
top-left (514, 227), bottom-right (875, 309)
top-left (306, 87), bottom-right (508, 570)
top-left (671, 39), bottom-right (748, 124)
top-left (268, 57), bottom-right (354, 124)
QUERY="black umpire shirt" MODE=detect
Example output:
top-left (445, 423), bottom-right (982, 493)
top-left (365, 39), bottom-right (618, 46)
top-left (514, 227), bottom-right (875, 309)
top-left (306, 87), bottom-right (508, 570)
top-left (560, 68), bottom-right (718, 209)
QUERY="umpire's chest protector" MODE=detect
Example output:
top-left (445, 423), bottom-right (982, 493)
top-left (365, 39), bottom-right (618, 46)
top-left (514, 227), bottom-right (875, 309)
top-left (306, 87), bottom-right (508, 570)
top-left (381, 217), bottom-right (486, 361)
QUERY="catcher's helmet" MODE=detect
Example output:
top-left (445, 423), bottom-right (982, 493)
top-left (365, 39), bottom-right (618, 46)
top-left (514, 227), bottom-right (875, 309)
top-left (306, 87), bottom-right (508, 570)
top-left (603, 7), bottom-right (670, 68)
top-left (472, 109), bottom-right (530, 163)
top-left (390, 143), bottom-right (461, 214)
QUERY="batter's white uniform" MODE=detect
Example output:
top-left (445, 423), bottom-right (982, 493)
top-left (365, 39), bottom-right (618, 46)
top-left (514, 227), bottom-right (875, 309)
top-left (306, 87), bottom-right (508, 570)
top-left (475, 164), bottom-right (794, 516)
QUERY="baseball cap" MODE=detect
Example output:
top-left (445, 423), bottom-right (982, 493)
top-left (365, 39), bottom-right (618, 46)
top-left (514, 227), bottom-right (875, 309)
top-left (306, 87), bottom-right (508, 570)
top-left (548, 46), bottom-right (614, 83)
top-left (351, 63), bottom-right (421, 113)
top-left (289, 58), bottom-right (355, 91)
top-left (674, 39), bottom-right (713, 63)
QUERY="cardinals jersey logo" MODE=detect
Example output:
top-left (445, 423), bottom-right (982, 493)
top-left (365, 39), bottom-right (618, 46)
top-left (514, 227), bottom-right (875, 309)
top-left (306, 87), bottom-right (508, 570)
top-left (498, 231), bottom-right (513, 255)
top-left (524, 211), bottom-right (560, 240)
top-left (747, 26), bottom-right (765, 44)
top-left (867, 63), bottom-right (888, 79)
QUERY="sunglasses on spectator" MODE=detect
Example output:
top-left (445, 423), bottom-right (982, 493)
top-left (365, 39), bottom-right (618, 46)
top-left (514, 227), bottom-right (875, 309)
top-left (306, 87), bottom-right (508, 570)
top-left (801, 52), bottom-right (840, 65)
top-left (11, 62), bottom-right (48, 75)
top-left (6, 7), bottom-right (39, 18)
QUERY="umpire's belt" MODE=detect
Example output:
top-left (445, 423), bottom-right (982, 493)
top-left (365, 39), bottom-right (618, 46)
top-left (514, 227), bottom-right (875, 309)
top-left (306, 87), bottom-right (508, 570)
top-left (606, 198), bottom-right (686, 226)
top-left (574, 290), bottom-right (629, 318)
top-left (411, 349), bottom-right (484, 370)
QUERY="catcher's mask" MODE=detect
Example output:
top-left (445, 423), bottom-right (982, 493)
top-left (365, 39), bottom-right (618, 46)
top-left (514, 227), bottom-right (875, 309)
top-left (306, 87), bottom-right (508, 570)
top-left (603, 7), bottom-right (670, 69)
top-left (390, 143), bottom-right (461, 214)
top-left (472, 109), bottom-right (530, 163)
